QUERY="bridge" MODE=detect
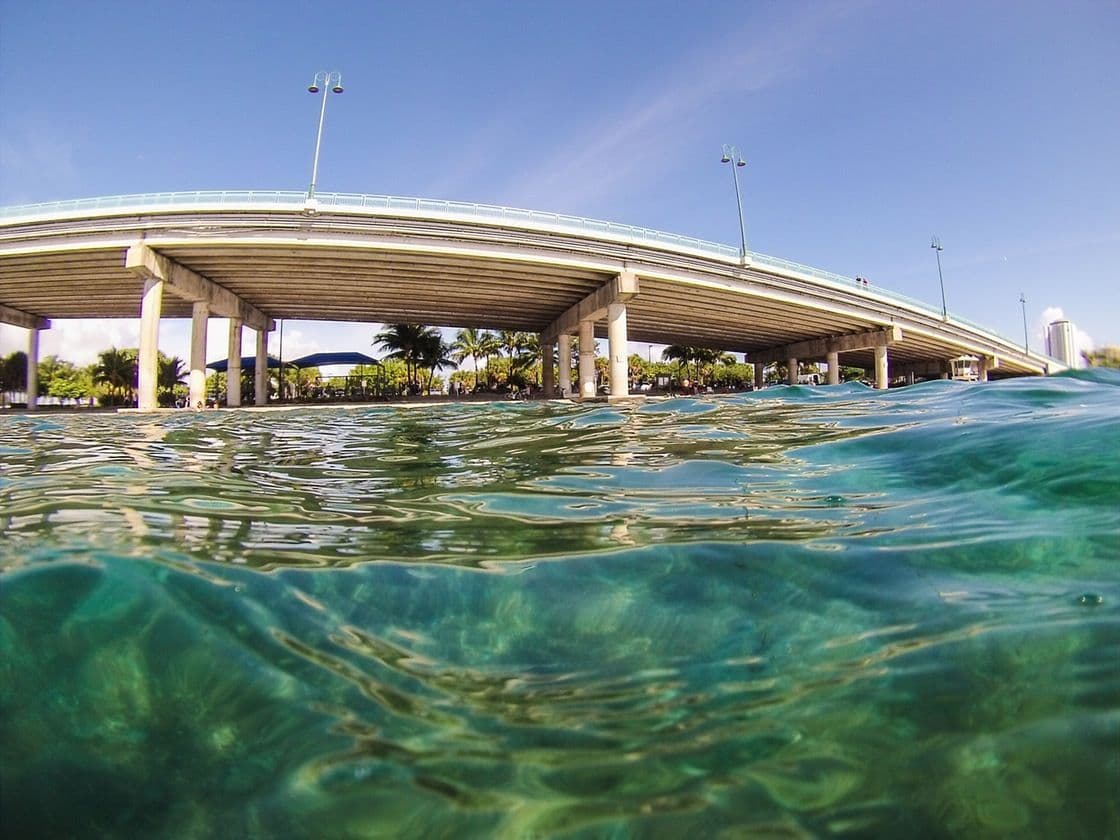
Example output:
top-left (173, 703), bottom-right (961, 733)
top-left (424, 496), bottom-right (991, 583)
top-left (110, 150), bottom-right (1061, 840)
top-left (0, 190), bottom-right (1060, 410)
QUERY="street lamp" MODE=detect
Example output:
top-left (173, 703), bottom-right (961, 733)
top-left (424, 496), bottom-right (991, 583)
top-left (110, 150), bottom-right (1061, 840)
top-left (1019, 293), bottom-right (1029, 353)
top-left (930, 236), bottom-right (948, 320)
top-left (720, 144), bottom-right (748, 264)
top-left (306, 71), bottom-right (344, 205)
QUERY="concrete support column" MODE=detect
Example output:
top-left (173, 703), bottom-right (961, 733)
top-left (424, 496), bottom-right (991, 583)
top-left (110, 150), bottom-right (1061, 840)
top-left (607, 302), bottom-right (629, 398)
top-left (874, 345), bottom-right (889, 390)
top-left (137, 276), bottom-right (164, 411)
top-left (189, 301), bottom-right (210, 409)
top-left (26, 329), bottom-right (40, 411)
top-left (540, 335), bottom-right (555, 397)
top-left (977, 356), bottom-right (990, 383)
top-left (227, 319), bottom-right (243, 407)
top-left (578, 319), bottom-right (596, 399)
top-left (254, 329), bottom-right (268, 406)
top-left (787, 357), bottom-right (798, 386)
top-left (558, 334), bottom-right (572, 397)
top-left (827, 351), bottom-right (840, 385)
top-left (754, 362), bottom-right (765, 390)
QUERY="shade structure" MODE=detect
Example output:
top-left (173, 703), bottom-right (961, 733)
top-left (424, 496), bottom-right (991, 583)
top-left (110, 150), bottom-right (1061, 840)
top-left (206, 355), bottom-right (283, 372)
top-left (289, 352), bottom-right (380, 368)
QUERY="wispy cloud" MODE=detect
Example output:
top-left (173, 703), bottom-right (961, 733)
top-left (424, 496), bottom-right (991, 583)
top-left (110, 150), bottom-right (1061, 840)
top-left (496, 4), bottom-right (862, 212)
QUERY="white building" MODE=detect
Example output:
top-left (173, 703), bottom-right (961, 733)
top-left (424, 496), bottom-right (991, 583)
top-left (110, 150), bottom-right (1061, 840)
top-left (1047, 320), bottom-right (1077, 366)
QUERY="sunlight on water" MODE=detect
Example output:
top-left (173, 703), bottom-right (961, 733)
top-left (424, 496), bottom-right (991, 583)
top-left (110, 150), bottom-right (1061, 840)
top-left (2, 372), bottom-right (1119, 838)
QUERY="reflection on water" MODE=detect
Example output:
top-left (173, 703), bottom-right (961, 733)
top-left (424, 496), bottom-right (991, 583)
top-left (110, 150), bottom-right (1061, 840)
top-left (2, 374), bottom-right (1119, 838)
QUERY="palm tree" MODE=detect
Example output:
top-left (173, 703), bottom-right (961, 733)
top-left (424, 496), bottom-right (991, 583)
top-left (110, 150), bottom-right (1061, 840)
top-left (661, 345), bottom-right (722, 387)
top-left (497, 329), bottom-right (522, 362)
top-left (479, 331), bottom-right (501, 389)
top-left (511, 332), bottom-right (541, 385)
top-left (451, 327), bottom-right (490, 390)
top-left (417, 331), bottom-right (456, 393)
top-left (375, 324), bottom-right (440, 392)
top-left (158, 355), bottom-right (187, 406)
top-left (94, 347), bottom-right (138, 406)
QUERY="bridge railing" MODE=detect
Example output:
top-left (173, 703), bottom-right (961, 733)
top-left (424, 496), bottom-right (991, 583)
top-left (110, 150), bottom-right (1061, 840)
top-left (0, 189), bottom-right (1046, 357)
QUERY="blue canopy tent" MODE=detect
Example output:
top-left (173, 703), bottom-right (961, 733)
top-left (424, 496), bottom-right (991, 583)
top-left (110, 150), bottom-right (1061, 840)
top-left (289, 352), bottom-right (380, 368)
top-left (206, 355), bottom-right (284, 372)
top-left (205, 353), bottom-right (386, 402)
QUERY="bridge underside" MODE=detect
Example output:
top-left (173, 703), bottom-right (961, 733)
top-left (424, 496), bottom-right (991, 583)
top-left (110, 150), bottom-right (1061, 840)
top-left (1, 205), bottom-right (1053, 408)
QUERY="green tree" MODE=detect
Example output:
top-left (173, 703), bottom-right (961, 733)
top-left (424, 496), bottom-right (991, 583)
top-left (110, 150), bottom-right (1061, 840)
top-left (417, 332), bottom-right (455, 393)
top-left (39, 356), bottom-right (91, 404)
top-left (451, 327), bottom-right (491, 390)
top-left (375, 324), bottom-right (442, 392)
top-left (158, 355), bottom-right (187, 406)
top-left (479, 332), bottom-right (501, 388)
top-left (1, 351), bottom-right (28, 404)
top-left (1083, 346), bottom-right (1120, 368)
top-left (93, 347), bottom-right (138, 406)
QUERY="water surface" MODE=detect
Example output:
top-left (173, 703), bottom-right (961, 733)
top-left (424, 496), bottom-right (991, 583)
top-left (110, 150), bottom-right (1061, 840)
top-left (2, 373), bottom-right (1118, 838)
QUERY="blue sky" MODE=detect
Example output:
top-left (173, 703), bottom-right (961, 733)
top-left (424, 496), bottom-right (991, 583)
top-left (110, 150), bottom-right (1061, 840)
top-left (2, 0), bottom-right (1117, 366)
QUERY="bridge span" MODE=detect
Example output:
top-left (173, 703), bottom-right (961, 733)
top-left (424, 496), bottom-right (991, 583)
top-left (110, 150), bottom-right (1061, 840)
top-left (1, 191), bottom-right (1059, 410)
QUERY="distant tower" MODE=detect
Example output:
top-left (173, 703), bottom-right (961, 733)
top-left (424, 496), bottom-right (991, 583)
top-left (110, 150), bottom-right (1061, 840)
top-left (1047, 320), bottom-right (1077, 366)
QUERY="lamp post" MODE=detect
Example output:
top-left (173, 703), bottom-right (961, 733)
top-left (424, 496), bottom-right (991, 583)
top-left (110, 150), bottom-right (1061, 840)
top-left (1019, 293), bottom-right (1029, 353)
top-left (306, 71), bottom-right (344, 204)
top-left (930, 236), bottom-right (947, 320)
top-left (720, 144), bottom-right (748, 264)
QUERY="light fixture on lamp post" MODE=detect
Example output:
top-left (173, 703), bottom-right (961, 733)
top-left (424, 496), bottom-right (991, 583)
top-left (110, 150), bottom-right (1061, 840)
top-left (1020, 293), bottom-right (1029, 353)
top-left (930, 236), bottom-right (948, 320)
top-left (305, 71), bottom-right (344, 210)
top-left (720, 144), bottom-right (748, 265)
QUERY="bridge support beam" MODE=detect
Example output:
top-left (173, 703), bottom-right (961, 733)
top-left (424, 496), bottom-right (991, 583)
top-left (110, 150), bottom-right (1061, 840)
top-left (558, 334), bottom-right (572, 397)
top-left (754, 362), bottom-right (764, 390)
top-left (190, 302), bottom-right (209, 409)
top-left (137, 276), bottom-right (164, 411)
top-left (787, 357), bottom-right (798, 386)
top-left (26, 328), bottom-right (39, 411)
top-left (874, 346), bottom-right (889, 390)
top-left (827, 351), bottom-right (840, 385)
top-left (254, 329), bottom-right (268, 406)
top-left (578, 320), bottom-right (596, 399)
top-left (542, 270), bottom-right (638, 401)
top-left (607, 302), bottom-right (629, 398)
top-left (750, 326), bottom-right (902, 366)
top-left (125, 242), bottom-right (273, 412)
top-left (227, 319), bottom-right (243, 407)
top-left (541, 270), bottom-right (639, 345)
top-left (540, 335), bottom-right (555, 397)
top-left (0, 304), bottom-right (50, 331)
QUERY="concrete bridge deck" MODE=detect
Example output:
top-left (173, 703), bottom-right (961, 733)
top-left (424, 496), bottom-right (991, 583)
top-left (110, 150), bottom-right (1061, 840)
top-left (1, 191), bottom-right (1060, 409)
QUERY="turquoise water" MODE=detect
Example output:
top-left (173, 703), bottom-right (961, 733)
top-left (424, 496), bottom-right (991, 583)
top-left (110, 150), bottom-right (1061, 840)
top-left (2, 373), bottom-right (1118, 838)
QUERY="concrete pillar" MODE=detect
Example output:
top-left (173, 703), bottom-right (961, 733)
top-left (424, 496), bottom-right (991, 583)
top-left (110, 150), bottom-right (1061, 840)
top-left (827, 351), bottom-right (840, 385)
top-left (26, 329), bottom-right (40, 411)
top-left (227, 319), bottom-right (243, 407)
top-left (578, 319), bottom-right (596, 399)
top-left (977, 356), bottom-right (990, 383)
top-left (607, 302), bottom-right (629, 398)
top-left (558, 334), bottom-right (572, 397)
top-left (137, 276), bottom-right (164, 411)
top-left (189, 301), bottom-right (209, 409)
top-left (874, 345), bottom-right (889, 389)
top-left (754, 362), bottom-right (764, 390)
top-left (540, 335), bottom-right (555, 397)
top-left (254, 328), bottom-right (268, 406)
top-left (908, 371), bottom-right (916, 385)
top-left (787, 357), bottom-right (798, 386)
